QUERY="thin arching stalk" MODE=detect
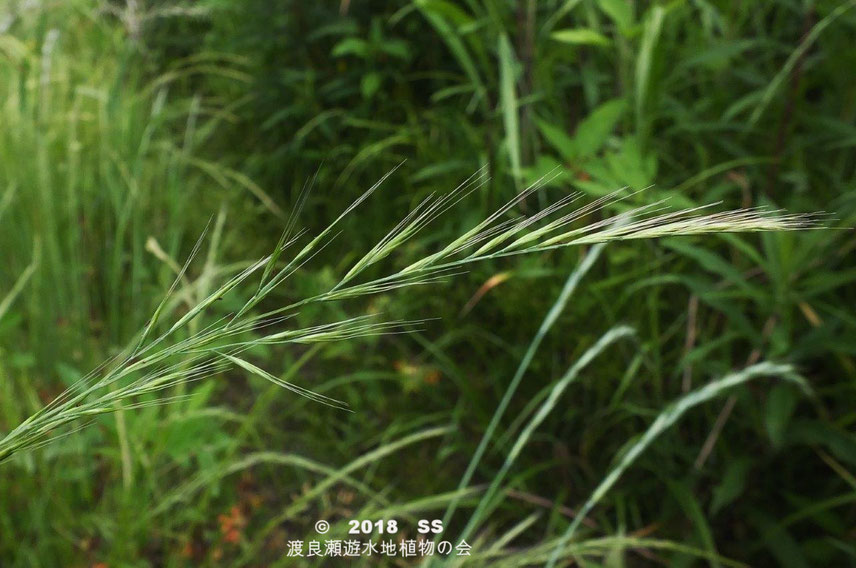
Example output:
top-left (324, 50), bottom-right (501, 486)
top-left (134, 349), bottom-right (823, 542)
top-left (0, 170), bottom-right (820, 463)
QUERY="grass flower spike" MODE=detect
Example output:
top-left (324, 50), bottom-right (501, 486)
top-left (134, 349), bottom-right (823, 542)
top-left (0, 170), bottom-right (819, 463)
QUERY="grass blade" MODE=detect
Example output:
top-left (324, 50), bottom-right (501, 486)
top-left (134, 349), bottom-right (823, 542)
top-left (546, 361), bottom-right (810, 566)
top-left (439, 241), bottom-right (606, 535)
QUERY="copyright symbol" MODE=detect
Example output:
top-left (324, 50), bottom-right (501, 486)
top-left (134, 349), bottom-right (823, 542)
top-left (315, 520), bottom-right (330, 534)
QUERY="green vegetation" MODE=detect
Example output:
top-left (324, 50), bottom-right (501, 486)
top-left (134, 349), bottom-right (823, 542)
top-left (1, 1), bottom-right (854, 566)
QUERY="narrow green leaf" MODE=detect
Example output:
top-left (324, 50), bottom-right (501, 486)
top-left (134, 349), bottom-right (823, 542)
top-left (547, 361), bottom-right (807, 566)
top-left (666, 480), bottom-right (720, 568)
top-left (552, 28), bottom-right (611, 47)
top-left (416, 0), bottom-right (486, 109)
top-left (331, 37), bottom-right (370, 58)
top-left (0, 242), bottom-right (38, 322)
top-left (765, 384), bottom-right (800, 449)
top-left (635, 5), bottom-right (664, 142)
top-left (499, 33), bottom-right (521, 184)
top-left (442, 243), bottom-right (606, 538)
top-left (220, 353), bottom-right (348, 410)
top-left (749, 1), bottom-right (856, 126)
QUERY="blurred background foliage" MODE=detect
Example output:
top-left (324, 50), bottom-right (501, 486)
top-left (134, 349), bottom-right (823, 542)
top-left (1, 0), bottom-right (855, 566)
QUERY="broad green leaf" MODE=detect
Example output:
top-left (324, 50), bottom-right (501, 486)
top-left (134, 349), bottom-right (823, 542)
top-left (361, 72), bottom-right (382, 99)
top-left (604, 135), bottom-right (657, 188)
top-left (598, 0), bottom-right (634, 32)
top-left (535, 117), bottom-right (576, 161)
top-left (522, 155), bottom-right (571, 187)
top-left (575, 98), bottom-right (626, 157)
